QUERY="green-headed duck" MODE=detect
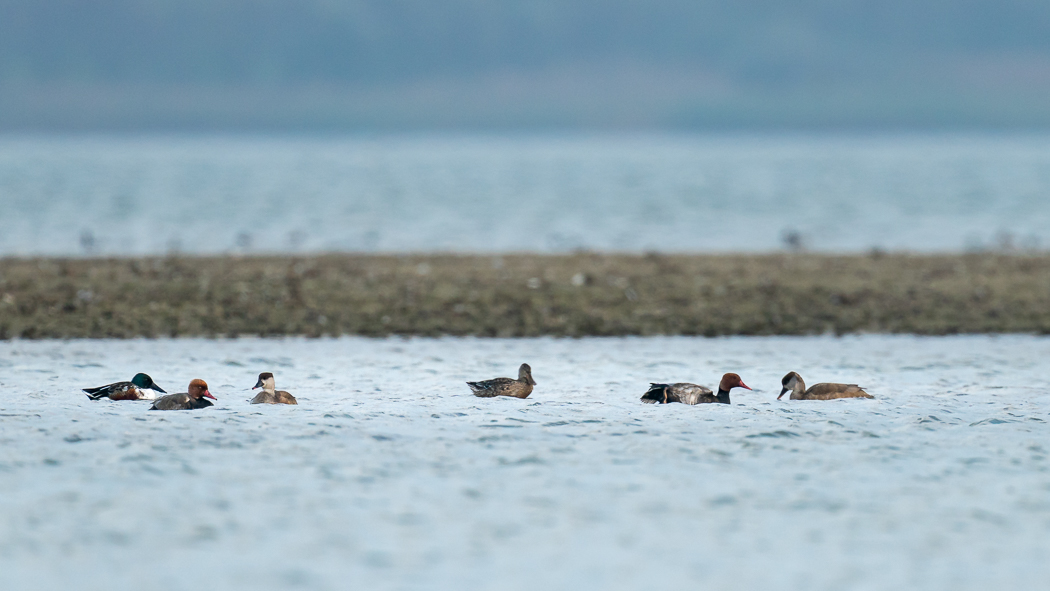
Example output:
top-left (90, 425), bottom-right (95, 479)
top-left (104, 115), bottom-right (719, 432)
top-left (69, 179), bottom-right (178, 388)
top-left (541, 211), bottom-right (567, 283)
top-left (467, 363), bottom-right (536, 399)
top-left (83, 373), bottom-right (166, 401)
top-left (642, 373), bottom-right (751, 405)
top-left (250, 372), bottom-right (298, 405)
top-left (150, 379), bottom-right (216, 410)
top-left (778, 371), bottom-right (873, 400)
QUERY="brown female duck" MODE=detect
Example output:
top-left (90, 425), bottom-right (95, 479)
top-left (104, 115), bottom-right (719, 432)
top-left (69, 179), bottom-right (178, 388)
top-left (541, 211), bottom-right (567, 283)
top-left (467, 363), bottom-right (536, 399)
top-left (778, 371), bottom-right (873, 400)
top-left (642, 373), bottom-right (751, 405)
top-left (251, 372), bottom-right (298, 405)
top-left (149, 379), bottom-right (216, 410)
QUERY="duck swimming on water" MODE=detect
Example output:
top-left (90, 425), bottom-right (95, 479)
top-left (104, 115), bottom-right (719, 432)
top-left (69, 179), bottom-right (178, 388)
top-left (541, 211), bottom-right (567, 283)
top-left (778, 371), bottom-right (873, 400)
top-left (642, 373), bottom-right (751, 405)
top-left (251, 372), bottom-right (297, 405)
top-left (150, 379), bottom-right (216, 410)
top-left (467, 363), bottom-right (536, 398)
top-left (83, 373), bottom-right (166, 401)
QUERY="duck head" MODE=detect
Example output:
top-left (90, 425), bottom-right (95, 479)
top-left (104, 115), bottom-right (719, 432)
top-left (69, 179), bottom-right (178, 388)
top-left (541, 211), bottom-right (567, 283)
top-left (719, 373), bottom-right (751, 392)
top-left (188, 378), bottom-right (216, 400)
top-left (518, 363), bottom-right (537, 386)
top-left (132, 373), bottom-right (165, 393)
top-left (779, 372), bottom-right (805, 400)
top-left (253, 372), bottom-right (276, 391)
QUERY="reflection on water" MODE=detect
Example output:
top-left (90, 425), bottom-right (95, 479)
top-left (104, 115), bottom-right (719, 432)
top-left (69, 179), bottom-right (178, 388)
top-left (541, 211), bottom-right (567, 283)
top-left (2, 134), bottom-right (1050, 255)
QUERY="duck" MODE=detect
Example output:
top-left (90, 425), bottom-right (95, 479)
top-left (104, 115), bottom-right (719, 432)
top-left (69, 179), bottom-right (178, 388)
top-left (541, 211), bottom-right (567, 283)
top-left (149, 379), bottom-right (216, 410)
top-left (83, 373), bottom-right (166, 401)
top-left (778, 371), bottom-right (873, 400)
top-left (642, 373), bottom-right (751, 405)
top-left (467, 363), bottom-right (536, 399)
top-left (250, 372), bottom-right (298, 405)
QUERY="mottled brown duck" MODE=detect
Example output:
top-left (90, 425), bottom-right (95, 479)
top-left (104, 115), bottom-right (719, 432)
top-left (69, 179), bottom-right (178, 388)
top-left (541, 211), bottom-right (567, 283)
top-left (467, 363), bottom-right (536, 399)
top-left (778, 371), bottom-right (873, 400)
top-left (641, 372), bottom-right (751, 405)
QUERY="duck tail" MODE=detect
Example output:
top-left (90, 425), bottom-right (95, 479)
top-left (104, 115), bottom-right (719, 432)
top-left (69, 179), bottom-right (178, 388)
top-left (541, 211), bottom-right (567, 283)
top-left (466, 381), bottom-right (484, 394)
top-left (82, 387), bottom-right (108, 400)
top-left (641, 383), bottom-right (669, 404)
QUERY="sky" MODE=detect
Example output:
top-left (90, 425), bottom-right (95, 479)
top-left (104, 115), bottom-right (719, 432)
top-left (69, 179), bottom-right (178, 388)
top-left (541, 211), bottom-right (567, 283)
top-left (2, 0), bottom-right (1049, 131)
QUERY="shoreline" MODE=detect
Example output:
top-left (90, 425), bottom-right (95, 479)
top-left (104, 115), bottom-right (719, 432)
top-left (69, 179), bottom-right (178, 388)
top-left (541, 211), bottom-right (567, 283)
top-left (3, 252), bottom-right (1050, 338)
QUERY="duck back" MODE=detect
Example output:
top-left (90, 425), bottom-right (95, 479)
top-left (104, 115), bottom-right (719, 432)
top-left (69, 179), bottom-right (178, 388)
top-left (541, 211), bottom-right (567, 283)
top-left (274, 391), bottom-right (298, 404)
top-left (84, 382), bottom-right (153, 401)
top-left (467, 378), bottom-right (532, 399)
top-left (251, 390), bottom-right (298, 405)
top-left (150, 393), bottom-right (214, 411)
top-left (798, 383), bottom-right (873, 400)
top-left (642, 383), bottom-right (721, 404)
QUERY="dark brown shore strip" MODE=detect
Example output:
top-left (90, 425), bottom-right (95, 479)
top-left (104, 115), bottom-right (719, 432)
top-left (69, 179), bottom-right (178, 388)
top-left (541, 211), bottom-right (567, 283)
top-left (1, 253), bottom-right (1049, 339)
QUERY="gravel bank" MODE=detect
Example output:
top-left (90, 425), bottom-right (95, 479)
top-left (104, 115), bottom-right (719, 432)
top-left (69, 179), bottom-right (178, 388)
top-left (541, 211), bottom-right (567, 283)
top-left (2, 253), bottom-right (1049, 338)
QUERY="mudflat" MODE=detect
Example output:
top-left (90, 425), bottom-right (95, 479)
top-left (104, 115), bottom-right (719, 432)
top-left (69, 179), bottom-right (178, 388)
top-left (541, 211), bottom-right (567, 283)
top-left (1, 252), bottom-right (1049, 338)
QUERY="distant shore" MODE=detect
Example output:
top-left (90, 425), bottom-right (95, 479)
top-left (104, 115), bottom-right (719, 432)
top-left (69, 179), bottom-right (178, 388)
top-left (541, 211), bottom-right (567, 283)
top-left (2, 253), bottom-right (1050, 338)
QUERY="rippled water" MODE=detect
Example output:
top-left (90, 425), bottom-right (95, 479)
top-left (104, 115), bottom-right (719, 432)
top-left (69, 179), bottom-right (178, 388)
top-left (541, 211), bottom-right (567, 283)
top-left (2, 134), bottom-right (1050, 255)
top-left (1, 336), bottom-right (1048, 590)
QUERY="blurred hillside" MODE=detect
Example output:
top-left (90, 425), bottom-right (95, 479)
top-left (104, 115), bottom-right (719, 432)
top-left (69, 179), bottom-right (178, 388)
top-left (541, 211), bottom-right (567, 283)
top-left (2, 0), bottom-right (1049, 130)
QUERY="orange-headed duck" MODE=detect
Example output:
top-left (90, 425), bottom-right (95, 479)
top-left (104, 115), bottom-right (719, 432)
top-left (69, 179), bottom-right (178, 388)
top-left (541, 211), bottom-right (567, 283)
top-left (83, 373), bottom-right (166, 401)
top-left (150, 379), bottom-right (216, 410)
top-left (250, 372), bottom-right (298, 405)
top-left (778, 371), bottom-right (873, 400)
top-left (467, 363), bottom-right (536, 399)
top-left (642, 372), bottom-right (751, 405)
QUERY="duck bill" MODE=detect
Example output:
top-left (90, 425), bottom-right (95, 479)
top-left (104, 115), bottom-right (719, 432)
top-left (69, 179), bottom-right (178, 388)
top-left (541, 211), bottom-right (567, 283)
top-left (155, 385), bottom-right (167, 393)
top-left (253, 378), bottom-right (263, 389)
top-left (203, 390), bottom-right (217, 400)
top-left (739, 381), bottom-right (752, 391)
top-left (777, 387), bottom-right (788, 400)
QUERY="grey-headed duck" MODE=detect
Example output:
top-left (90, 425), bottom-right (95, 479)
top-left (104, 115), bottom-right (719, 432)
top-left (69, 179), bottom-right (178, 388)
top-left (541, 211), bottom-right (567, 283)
top-left (467, 363), bottom-right (536, 399)
top-left (83, 373), bottom-right (166, 401)
top-left (250, 372), bottom-right (298, 405)
top-left (642, 373), bottom-right (751, 405)
top-left (778, 371), bottom-right (873, 400)
top-left (150, 379), bottom-right (216, 410)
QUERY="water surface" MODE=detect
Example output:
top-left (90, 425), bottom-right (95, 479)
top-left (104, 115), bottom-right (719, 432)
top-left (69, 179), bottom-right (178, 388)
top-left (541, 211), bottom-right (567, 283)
top-left (3, 134), bottom-right (1050, 255)
top-left (1, 335), bottom-right (1047, 590)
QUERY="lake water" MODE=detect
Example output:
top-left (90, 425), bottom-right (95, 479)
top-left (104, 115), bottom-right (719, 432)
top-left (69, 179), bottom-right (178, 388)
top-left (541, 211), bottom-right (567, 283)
top-left (1, 335), bottom-right (1048, 590)
top-left (2, 133), bottom-right (1050, 256)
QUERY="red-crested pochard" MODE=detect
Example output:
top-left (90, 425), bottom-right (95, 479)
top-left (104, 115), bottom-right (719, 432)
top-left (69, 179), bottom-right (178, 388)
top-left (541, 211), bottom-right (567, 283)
top-left (250, 372), bottom-right (298, 405)
top-left (149, 379), bottom-right (216, 410)
top-left (642, 372), bottom-right (751, 405)
top-left (778, 371), bottom-right (873, 400)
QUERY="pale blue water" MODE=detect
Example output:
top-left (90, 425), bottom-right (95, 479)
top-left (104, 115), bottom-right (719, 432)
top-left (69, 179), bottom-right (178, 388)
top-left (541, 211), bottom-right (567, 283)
top-left (2, 133), bottom-right (1050, 256)
top-left (1, 335), bottom-right (1048, 590)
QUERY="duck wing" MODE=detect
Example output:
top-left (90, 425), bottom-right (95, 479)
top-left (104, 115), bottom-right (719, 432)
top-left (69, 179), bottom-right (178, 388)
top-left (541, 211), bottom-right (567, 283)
top-left (150, 393), bottom-right (193, 410)
top-left (644, 383), bottom-right (714, 404)
top-left (83, 381), bottom-right (133, 400)
top-left (805, 383), bottom-right (873, 400)
top-left (467, 377), bottom-right (516, 398)
top-left (250, 391), bottom-right (275, 404)
top-left (667, 383), bottom-right (715, 405)
top-left (275, 391), bottom-right (298, 405)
